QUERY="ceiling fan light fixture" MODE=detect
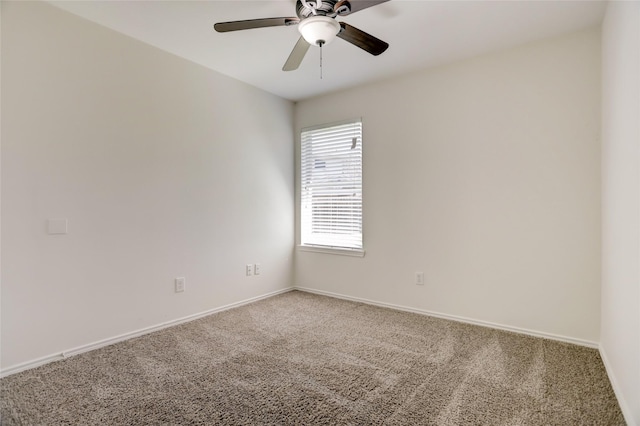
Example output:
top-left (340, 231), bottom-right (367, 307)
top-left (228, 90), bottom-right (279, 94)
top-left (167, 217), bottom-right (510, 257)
top-left (298, 16), bottom-right (340, 46)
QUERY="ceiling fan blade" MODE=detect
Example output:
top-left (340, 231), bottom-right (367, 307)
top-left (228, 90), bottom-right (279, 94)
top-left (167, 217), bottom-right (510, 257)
top-left (214, 17), bottom-right (299, 33)
top-left (334, 0), bottom-right (390, 16)
top-left (283, 37), bottom-right (311, 71)
top-left (337, 22), bottom-right (389, 56)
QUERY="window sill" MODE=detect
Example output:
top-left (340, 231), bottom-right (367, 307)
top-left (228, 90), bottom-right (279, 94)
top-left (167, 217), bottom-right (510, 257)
top-left (297, 245), bottom-right (365, 257)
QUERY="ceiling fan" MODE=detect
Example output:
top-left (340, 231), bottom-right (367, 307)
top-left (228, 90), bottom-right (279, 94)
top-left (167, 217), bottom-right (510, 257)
top-left (214, 0), bottom-right (390, 72)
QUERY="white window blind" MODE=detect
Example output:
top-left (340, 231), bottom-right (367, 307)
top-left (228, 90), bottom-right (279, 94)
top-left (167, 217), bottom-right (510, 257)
top-left (301, 119), bottom-right (363, 250)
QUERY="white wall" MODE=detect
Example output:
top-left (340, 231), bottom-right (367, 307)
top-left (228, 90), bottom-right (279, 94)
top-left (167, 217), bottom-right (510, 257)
top-left (295, 28), bottom-right (602, 344)
top-left (1, 1), bottom-right (294, 371)
top-left (601, 1), bottom-right (640, 424)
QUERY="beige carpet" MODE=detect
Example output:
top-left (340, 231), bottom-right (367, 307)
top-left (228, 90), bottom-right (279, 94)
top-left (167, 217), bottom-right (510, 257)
top-left (1, 290), bottom-right (624, 425)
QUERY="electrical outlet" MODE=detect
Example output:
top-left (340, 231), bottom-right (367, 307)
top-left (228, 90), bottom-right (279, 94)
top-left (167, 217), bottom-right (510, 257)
top-left (175, 277), bottom-right (186, 293)
top-left (254, 263), bottom-right (261, 275)
top-left (246, 264), bottom-right (253, 276)
top-left (415, 272), bottom-right (425, 286)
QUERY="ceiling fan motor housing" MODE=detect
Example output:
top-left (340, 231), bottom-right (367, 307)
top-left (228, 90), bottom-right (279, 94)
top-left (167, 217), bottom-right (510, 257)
top-left (296, 0), bottom-right (340, 19)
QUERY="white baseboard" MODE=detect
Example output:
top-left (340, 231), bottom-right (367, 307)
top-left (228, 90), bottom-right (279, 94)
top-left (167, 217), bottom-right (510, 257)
top-left (293, 286), bottom-right (599, 348)
top-left (599, 344), bottom-right (638, 426)
top-left (0, 287), bottom-right (293, 378)
top-left (2, 285), bottom-right (602, 378)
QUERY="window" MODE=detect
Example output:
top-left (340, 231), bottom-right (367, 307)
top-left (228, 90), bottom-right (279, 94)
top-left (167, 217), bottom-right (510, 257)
top-left (300, 119), bottom-right (363, 252)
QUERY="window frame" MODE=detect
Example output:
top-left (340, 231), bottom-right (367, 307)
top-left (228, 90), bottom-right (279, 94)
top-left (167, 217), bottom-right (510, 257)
top-left (298, 118), bottom-right (365, 257)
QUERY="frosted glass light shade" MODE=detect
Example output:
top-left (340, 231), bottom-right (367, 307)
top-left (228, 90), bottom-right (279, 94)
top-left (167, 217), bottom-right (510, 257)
top-left (298, 16), bottom-right (340, 46)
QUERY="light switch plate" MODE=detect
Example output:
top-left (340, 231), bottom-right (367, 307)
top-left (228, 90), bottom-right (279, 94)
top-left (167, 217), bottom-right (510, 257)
top-left (48, 219), bottom-right (68, 234)
top-left (175, 277), bottom-right (185, 293)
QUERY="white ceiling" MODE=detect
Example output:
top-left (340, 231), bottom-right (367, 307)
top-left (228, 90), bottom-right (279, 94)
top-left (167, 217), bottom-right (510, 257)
top-left (49, 0), bottom-right (606, 101)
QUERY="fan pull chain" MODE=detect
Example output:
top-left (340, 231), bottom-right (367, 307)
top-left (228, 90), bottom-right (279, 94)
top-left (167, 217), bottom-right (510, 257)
top-left (320, 43), bottom-right (323, 79)
top-left (319, 41), bottom-right (323, 79)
